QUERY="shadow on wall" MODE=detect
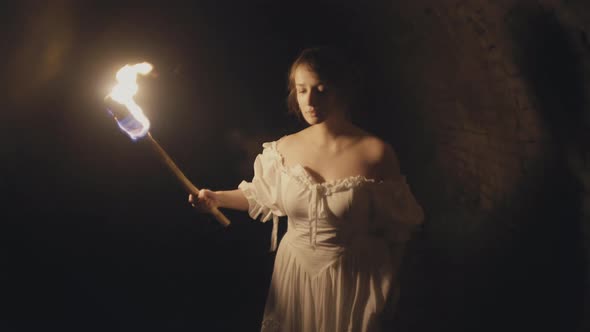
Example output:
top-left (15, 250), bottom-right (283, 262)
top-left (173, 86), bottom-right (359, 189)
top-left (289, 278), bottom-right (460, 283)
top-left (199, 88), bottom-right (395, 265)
top-left (494, 4), bottom-right (588, 331)
top-left (384, 4), bottom-right (589, 332)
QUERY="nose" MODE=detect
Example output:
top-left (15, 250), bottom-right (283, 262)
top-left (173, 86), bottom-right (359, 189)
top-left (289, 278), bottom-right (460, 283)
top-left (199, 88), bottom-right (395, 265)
top-left (305, 88), bottom-right (320, 107)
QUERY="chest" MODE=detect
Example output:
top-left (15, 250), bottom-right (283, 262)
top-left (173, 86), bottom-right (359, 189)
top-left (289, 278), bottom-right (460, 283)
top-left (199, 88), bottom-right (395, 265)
top-left (286, 146), bottom-right (372, 184)
top-left (280, 173), bottom-right (373, 224)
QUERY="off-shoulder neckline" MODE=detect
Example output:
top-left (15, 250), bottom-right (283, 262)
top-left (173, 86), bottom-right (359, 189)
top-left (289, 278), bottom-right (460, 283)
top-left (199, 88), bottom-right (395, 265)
top-left (262, 140), bottom-right (403, 192)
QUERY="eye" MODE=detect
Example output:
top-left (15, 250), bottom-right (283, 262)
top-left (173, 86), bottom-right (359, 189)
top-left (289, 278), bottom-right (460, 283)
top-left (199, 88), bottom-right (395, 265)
top-left (297, 89), bottom-right (306, 94)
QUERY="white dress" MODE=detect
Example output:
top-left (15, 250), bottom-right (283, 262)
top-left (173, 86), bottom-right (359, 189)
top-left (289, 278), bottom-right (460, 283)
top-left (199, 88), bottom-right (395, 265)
top-left (238, 141), bottom-right (424, 332)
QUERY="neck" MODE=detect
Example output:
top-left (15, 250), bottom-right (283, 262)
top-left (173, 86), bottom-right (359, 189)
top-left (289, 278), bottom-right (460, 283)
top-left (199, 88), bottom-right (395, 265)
top-left (307, 112), bottom-right (355, 146)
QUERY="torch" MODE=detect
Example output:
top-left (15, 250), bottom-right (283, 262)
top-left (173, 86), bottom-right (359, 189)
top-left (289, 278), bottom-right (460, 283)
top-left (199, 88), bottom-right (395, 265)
top-left (104, 62), bottom-right (231, 227)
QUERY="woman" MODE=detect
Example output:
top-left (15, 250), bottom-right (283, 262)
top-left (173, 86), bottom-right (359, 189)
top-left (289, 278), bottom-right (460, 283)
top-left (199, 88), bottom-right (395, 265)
top-left (189, 47), bottom-right (424, 331)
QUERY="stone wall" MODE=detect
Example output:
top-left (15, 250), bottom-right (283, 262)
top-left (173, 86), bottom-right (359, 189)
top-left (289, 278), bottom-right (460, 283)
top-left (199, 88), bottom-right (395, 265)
top-left (358, 1), bottom-right (590, 331)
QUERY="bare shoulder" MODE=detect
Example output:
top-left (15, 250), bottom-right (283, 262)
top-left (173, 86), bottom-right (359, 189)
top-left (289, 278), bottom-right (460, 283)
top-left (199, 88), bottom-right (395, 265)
top-left (275, 131), bottom-right (308, 165)
top-left (276, 132), bottom-right (299, 152)
top-left (359, 135), bottom-right (400, 180)
top-left (359, 135), bottom-right (395, 163)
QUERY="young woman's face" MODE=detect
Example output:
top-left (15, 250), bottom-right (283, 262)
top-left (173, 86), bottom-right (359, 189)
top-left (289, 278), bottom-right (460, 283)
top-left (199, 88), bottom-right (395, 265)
top-left (294, 65), bottom-right (340, 125)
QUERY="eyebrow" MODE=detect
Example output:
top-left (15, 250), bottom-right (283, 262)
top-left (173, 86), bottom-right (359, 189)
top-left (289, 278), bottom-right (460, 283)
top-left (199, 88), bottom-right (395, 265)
top-left (295, 82), bottom-right (325, 87)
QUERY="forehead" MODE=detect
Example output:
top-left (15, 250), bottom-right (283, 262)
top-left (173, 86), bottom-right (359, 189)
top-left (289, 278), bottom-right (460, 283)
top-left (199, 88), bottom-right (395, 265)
top-left (294, 65), bottom-right (321, 84)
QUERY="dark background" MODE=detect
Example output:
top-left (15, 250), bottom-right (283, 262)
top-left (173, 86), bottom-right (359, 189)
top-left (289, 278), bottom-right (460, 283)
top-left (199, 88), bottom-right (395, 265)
top-left (1, 1), bottom-right (391, 331)
top-left (2, 1), bottom-right (589, 331)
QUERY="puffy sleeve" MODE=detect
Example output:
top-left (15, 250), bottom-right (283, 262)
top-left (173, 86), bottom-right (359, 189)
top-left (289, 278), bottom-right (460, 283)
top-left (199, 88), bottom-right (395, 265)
top-left (238, 142), bottom-right (286, 251)
top-left (371, 176), bottom-right (424, 246)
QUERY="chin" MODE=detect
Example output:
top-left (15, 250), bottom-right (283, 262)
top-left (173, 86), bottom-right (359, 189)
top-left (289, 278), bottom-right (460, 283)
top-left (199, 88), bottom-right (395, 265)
top-left (302, 111), bottom-right (325, 125)
top-left (304, 117), bottom-right (323, 125)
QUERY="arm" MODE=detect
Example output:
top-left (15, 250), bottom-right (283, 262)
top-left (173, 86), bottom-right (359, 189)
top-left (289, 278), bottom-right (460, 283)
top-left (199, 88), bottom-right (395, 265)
top-left (375, 140), bottom-right (401, 181)
top-left (215, 189), bottom-right (249, 211)
top-left (189, 188), bottom-right (249, 213)
top-left (370, 139), bottom-right (418, 269)
top-left (189, 143), bottom-right (286, 226)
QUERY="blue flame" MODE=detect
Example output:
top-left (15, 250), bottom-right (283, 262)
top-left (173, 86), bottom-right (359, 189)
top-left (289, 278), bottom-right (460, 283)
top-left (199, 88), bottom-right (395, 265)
top-left (107, 108), bottom-right (148, 141)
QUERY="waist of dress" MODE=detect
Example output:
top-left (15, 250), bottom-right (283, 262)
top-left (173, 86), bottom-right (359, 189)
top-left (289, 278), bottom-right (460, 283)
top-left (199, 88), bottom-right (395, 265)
top-left (283, 225), bottom-right (385, 254)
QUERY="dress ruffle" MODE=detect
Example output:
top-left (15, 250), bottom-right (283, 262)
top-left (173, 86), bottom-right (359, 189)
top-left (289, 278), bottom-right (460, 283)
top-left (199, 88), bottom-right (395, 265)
top-left (262, 141), bottom-right (379, 194)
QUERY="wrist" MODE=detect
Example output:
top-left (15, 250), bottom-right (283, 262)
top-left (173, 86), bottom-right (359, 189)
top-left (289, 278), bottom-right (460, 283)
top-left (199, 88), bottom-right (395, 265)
top-left (212, 190), bottom-right (224, 206)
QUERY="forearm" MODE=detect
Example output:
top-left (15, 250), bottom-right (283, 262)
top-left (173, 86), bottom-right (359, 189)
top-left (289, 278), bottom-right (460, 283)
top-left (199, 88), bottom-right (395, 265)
top-left (215, 189), bottom-right (249, 211)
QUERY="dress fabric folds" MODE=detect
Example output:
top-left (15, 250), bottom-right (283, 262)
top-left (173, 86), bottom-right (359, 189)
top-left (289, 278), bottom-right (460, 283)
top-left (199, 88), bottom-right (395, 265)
top-left (238, 141), bottom-right (424, 332)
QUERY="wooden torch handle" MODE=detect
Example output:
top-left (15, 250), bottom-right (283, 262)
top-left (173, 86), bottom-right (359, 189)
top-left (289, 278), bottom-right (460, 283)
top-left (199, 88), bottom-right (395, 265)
top-left (146, 132), bottom-right (231, 227)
